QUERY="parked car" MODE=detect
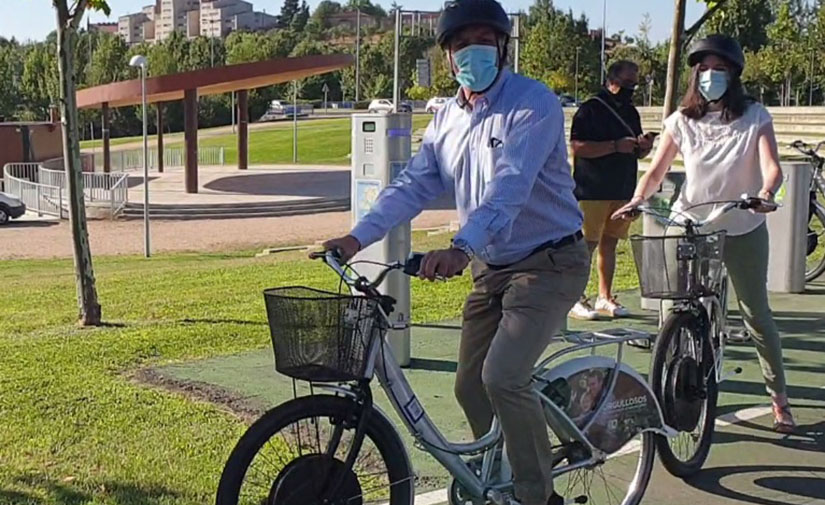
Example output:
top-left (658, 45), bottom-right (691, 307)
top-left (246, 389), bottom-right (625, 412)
top-left (426, 97), bottom-right (450, 113)
top-left (258, 100), bottom-right (309, 122)
top-left (0, 191), bottom-right (26, 225)
top-left (368, 99), bottom-right (413, 113)
top-left (268, 100), bottom-right (286, 114)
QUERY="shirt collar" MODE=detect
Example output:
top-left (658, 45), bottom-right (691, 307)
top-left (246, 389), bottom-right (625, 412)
top-left (456, 67), bottom-right (512, 111)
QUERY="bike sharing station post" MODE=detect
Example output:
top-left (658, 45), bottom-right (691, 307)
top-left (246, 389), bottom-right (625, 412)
top-left (351, 112), bottom-right (413, 367)
top-left (766, 162), bottom-right (812, 293)
top-left (640, 161), bottom-right (812, 325)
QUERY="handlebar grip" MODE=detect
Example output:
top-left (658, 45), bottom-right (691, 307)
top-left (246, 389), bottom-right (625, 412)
top-left (309, 248), bottom-right (344, 261)
top-left (402, 252), bottom-right (466, 278)
top-left (403, 253), bottom-right (425, 276)
top-left (741, 197), bottom-right (778, 211)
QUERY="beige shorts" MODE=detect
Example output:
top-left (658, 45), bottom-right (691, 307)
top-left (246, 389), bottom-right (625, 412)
top-left (580, 200), bottom-right (634, 242)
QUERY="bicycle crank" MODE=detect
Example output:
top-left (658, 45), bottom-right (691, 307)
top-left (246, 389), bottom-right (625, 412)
top-left (482, 489), bottom-right (588, 505)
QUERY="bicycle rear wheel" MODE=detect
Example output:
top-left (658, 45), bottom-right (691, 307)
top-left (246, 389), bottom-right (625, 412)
top-left (806, 202), bottom-right (825, 282)
top-left (551, 432), bottom-right (655, 505)
top-left (650, 311), bottom-right (718, 478)
top-left (216, 395), bottom-right (414, 505)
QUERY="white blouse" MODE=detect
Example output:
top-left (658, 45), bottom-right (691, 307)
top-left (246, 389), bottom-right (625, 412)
top-left (664, 102), bottom-right (772, 236)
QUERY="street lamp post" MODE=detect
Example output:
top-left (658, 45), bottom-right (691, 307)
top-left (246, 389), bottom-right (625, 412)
top-left (600, 0), bottom-right (606, 84)
top-left (575, 46), bottom-right (581, 104)
top-left (129, 54), bottom-right (150, 258)
top-left (355, 9), bottom-right (361, 104)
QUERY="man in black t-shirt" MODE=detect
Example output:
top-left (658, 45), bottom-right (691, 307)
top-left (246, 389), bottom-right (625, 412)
top-left (569, 60), bottom-right (654, 320)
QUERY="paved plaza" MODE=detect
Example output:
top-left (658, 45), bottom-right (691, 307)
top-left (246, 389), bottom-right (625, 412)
top-left (145, 281), bottom-right (825, 505)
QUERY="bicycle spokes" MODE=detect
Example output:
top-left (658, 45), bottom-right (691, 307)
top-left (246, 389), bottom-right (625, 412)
top-left (235, 415), bottom-right (396, 505)
top-left (552, 433), bottom-right (651, 505)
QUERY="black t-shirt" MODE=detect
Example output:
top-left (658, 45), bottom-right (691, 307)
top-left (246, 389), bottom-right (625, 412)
top-left (570, 89), bottom-right (643, 201)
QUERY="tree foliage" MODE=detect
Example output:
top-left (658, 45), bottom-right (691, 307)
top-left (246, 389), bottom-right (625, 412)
top-left (8, 0), bottom-right (825, 138)
top-left (704, 0), bottom-right (773, 51)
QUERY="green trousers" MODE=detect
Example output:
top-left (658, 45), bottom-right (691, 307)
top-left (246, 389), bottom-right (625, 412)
top-left (663, 222), bottom-right (787, 396)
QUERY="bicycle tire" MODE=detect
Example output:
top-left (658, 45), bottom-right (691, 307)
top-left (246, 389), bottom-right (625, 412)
top-left (216, 395), bottom-right (414, 505)
top-left (650, 311), bottom-right (718, 478)
top-left (805, 202), bottom-right (825, 282)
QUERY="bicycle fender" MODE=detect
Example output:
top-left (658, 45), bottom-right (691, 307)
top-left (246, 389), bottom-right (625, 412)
top-left (535, 356), bottom-right (675, 454)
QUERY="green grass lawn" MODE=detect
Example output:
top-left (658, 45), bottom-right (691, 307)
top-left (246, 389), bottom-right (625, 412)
top-left (0, 227), bottom-right (638, 504)
top-left (80, 116), bottom-right (433, 166)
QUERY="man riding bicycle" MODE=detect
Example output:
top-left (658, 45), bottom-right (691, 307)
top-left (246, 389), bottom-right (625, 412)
top-left (321, 1), bottom-right (589, 503)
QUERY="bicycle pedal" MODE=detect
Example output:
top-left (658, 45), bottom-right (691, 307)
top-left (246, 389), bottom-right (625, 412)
top-left (720, 367), bottom-right (743, 382)
top-left (572, 496), bottom-right (588, 504)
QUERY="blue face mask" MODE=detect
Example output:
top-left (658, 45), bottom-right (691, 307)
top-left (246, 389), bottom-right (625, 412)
top-left (699, 69), bottom-right (729, 101)
top-left (452, 44), bottom-right (499, 92)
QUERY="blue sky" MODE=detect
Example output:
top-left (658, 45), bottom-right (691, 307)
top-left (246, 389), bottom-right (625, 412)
top-left (2, 0), bottom-right (705, 43)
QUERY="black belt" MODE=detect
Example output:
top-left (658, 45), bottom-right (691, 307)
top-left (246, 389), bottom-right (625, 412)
top-left (487, 230), bottom-right (583, 271)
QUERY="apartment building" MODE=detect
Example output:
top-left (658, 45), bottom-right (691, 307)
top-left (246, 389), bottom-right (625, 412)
top-left (155, 0), bottom-right (201, 40)
top-left (116, 0), bottom-right (276, 45)
top-left (118, 12), bottom-right (151, 45)
top-left (201, 0), bottom-right (277, 38)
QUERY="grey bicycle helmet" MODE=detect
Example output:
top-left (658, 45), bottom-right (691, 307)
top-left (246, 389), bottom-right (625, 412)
top-left (687, 34), bottom-right (745, 75)
top-left (436, 0), bottom-right (511, 48)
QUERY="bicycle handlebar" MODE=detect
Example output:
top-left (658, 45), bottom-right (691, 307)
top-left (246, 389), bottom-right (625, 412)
top-left (790, 139), bottom-right (825, 159)
top-left (625, 195), bottom-right (777, 230)
top-left (310, 250), bottom-right (429, 298)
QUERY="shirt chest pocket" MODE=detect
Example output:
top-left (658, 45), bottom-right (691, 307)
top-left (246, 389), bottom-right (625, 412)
top-left (481, 146), bottom-right (504, 184)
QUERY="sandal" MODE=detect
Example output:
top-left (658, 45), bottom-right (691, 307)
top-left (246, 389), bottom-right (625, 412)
top-left (772, 402), bottom-right (796, 433)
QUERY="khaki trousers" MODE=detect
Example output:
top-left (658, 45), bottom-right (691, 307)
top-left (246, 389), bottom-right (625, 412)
top-left (455, 239), bottom-right (590, 505)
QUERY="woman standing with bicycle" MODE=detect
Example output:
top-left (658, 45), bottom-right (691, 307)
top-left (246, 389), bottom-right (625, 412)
top-left (614, 34), bottom-right (795, 433)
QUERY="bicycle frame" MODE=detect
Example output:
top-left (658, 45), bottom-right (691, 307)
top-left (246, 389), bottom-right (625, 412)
top-left (368, 314), bottom-right (674, 501)
top-left (317, 252), bottom-right (675, 502)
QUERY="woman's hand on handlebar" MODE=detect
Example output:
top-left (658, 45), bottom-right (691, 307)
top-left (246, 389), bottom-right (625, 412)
top-left (751, 190), bottom-right (779, 214)
top-left (315, 235), bottom-right (362, 263)
top-left (612, 196), bottom-right (645, 221)
top-left (419, 248), bottom-right (469, 281)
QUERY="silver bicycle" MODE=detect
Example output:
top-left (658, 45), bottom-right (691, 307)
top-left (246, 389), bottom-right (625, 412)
top-left (626, 195), bottom-right (776, 477)
top-left (789, 140), bottom-right (825, 282)
top-left (215, 250), bottom-right (677, 505)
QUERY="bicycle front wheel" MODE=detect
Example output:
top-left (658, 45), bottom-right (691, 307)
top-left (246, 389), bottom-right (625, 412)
top-left (216, 395), bottom-right (414, 505)
top-left (806, 202), bottom-right (825, 282)
top-left (650, 311), bottom-right (718, 478)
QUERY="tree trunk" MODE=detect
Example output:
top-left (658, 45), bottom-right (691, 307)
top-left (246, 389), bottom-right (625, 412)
top-left (55, 6), bottom-right (102, 326)
top-left (663, 0), bottom-right (687, 118)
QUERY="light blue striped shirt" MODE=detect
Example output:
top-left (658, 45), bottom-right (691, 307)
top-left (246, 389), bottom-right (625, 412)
top-left (351, 68), bottom-right (583, 265)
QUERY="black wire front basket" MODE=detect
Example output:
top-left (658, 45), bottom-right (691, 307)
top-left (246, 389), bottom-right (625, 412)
top-left (263, 286), bottom-right (384, 382)
top-left (630, 231), bottom-right (726, 300)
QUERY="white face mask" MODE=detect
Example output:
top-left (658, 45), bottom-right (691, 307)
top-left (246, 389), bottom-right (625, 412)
top-left (699, 69), bottom-right (729, 101)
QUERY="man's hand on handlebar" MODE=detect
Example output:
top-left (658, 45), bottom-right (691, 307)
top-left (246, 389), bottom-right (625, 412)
top-left (612, 196), bottom-right (645, 221)
top-left (317, 235), bottom-right (361, 263)
top-left (419, 248), bottom-right (469, 281)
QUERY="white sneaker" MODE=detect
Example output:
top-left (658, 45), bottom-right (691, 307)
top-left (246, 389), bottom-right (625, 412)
top-left (569, 299), bottom-right (599, 321)
top-left (595, 297), bottom-right (630, 318)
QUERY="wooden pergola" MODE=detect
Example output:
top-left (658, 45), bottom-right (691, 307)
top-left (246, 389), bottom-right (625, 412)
top-left (76, 54), bottom-right (353, 193)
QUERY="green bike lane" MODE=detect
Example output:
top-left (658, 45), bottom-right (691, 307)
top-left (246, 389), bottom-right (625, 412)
top-left (148, 280), bottom-right (825, 505)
